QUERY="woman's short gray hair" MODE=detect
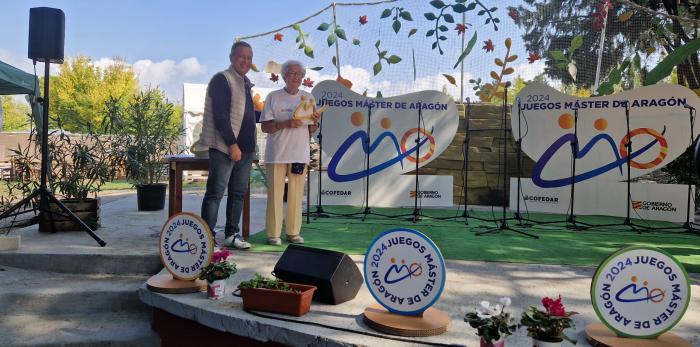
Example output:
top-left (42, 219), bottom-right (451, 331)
top-left (281, 60), bottom-right (306, 78)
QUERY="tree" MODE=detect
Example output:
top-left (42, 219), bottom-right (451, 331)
top-left (511, 0), bottom-right (700, 89)
top-left (47, 56), bottom-right (138, 133)
top-left (1, 96), bottom-right (32, 131)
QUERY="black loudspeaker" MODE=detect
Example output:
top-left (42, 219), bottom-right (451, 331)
top-left (28, 7), bottom-right (65, 64)
top-left (273, 245), bottom-right (363, 305)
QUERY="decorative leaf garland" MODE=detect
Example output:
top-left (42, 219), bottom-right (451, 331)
top-left (380, 6), bottom-right (414, 34)
top-left (478, 38), bottom-right (517, 102)
top-left (292, 24), bottom-right (314, 58)
top-left (317, 21), bottom-right (348, 47)
top-left (424, 0), bottom-right (499, 55)
top-left (373, 40), bottom-right (402, 76)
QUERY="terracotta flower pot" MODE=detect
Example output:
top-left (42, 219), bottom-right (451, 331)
top-left (481, 337), bottom-right (505, 347)
top-left (239, 282), bottom-right (316, 317)
top-left (532, 338), bottom-right (562, 347)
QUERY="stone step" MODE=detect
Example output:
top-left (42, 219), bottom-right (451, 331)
top-left (0, 268), bottom-right (149, 315)
top-left (0, 312), bottom-right (159, 347)
top-left (0, 266), bottom-right (159, 346)
top-left (0, 253), bottom-right (162, 275)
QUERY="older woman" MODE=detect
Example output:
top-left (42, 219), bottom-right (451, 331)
top-left (260, 60), bottom-right (319, 245)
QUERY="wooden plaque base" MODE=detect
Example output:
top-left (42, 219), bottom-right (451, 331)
top-left (363, 304), bottom-right (450, 337)
top-left (586, 323), bottom-right (690, 347)
top-left (146, 273), bottom-right (207, 294)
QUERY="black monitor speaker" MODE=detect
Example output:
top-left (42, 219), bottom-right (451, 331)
top-left (28, 7), bottom-right (65, 64)
top-left (273, 245), bottom-right (363, 305)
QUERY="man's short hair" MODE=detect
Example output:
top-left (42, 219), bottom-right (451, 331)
top-left (230, 41), bottom-right (252, 56)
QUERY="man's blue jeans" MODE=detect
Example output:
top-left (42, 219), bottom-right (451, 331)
top-left (201, 148), bottom-right (253, 239)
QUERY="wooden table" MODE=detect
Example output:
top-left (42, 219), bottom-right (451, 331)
top-left (166, 155), bottom-right (251, 239)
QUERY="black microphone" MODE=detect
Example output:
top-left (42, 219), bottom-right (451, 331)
top-left (516, 96), bottom-right (521, 106)
top-left (684, 102), bottom-right (695, 110)
top-left (504, 81), bottom-right (511, 88)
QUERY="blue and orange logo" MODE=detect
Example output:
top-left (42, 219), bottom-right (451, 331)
top-left (533, 113), bottom-right (668, 188)
top-left (615, 276), bottom-right (665, 304)
top-left (327, 111), bottom-right (436, 182)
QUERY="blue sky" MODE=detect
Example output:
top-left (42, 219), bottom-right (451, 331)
top-left (1, 0), bottom-right (541, 103)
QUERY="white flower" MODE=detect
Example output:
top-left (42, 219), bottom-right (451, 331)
top-left (493, 304), bottom-right (503, 314)
top-left (499, 297), bottom-right (512, 307)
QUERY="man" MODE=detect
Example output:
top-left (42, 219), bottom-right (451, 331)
top-left (200, 41), bottom-right (256, 249)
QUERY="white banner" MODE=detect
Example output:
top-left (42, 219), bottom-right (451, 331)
top-left (310, 172), bottom-right (453, 207)
top-left (509, 178), bottom-right (692, 223)
top-left (311, 80), bottom-right (458, 207)
top-left (512, 83), bottom-right (700, 189)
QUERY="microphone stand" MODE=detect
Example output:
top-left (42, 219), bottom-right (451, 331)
top-left (410, 105), bottom-right (423, 223)
top-left (566, 106), bottom-right (593, 230)
top-left (475, 84), bottom-right (537, 238)
top-left (682, 105), bottom-right (698, 233)
top-left (313, 112), bottom-right (329, 218)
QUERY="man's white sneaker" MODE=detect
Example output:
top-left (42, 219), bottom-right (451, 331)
top-left (267, 237), bottom-right (282, 246)
top-left (224, 235), bottom-right (251, 249)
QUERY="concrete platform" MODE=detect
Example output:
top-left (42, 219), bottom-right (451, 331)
top-left (1, 190), bottom-right (699, 346)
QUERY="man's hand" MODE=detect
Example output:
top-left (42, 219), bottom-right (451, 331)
top-left (311, 111), bottom-right (322, 123)
top-left (229, 143), bottom-right (242, 161)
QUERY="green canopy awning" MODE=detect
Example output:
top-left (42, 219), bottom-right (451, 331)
top-left (0, 60), bottom-right (37, 95)
top-left (0, 59), bottom-right (42, 132)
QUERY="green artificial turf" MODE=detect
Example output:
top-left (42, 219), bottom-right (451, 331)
top-left (247, 207), bottom-right (700, 273)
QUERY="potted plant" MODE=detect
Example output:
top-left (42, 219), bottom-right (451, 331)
top-left (520, 295), bottom-right (578, 347)
top-left (237, 273), bottom-right (316, 316)
top-left (464, 297), bottom-right (517, 347)
top-left (113, 90), bottom-right (181, 211)
top-left (198, 248), bottom-right (237, 299)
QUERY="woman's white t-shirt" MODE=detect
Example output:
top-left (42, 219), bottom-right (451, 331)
top-left (260, 89), bottom-right (312, 164)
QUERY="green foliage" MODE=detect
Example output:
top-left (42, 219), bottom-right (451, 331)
top-left (112, 89), bottom-right (182, 185)
top-left (424, 0), bottom-right (497, 55)
top-left (520, 300), bottom-right (577, 344)
top-left (47, 56), bottom-right (138, 133)
top-left (199, 259), bottom-right (237, 283)
top-left (292, 24), bottom-right (314, 58)
top-left (595, 59), bottom-right (631, 96)
top-left (645, 37), bottom-right (700, 86)
top-left (47, 120), bottom-right (118, 199)
top-left (454, 31), bottom-right (478, 68)
top-left (380, 6), bottom-right (413, 34)
top-left (317, 20), bottom-right (347, 47)
top-left (1, 96), bottom-right (31, 131)
top-left (512, 0), bottom-right (700, 89)
top-left (238, 273), bottom-right (295, 292)
top-left (548, 35), bottom-right (583, 73)
top-left (372, 40), bottom-right (402, 76)
top-left (464, 303), bottom-right (517, 343)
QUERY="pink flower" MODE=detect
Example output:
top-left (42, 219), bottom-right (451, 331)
top-left (542, 295), bottom-right (568, 317)
top-left (211, 249), bottom-right (231, 263)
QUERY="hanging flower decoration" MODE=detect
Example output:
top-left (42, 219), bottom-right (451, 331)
top-left (592, 0), bottom-right (613, 30)
top-left (527, 52), bottom-right (540, 64)
top-left (508, 8), bottom-right (519, 21)
top-left (482, 39), bottom-right (495, 53)
top-left (273, 32), bottom-right (284, 42)
top-left (359, 15), bottom-right (368, 25)
top-left (455, 23), bottom-right (467, 35)
top-left (302, 77), bottom-right (314, 88)
top-left (269, 73), bottom-right (279, 82)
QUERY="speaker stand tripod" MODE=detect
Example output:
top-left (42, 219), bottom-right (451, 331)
top-left (0, 60), bottom-right (105, 246)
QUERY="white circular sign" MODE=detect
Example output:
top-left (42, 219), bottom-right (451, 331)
top-left (591, 246), bottom-right (691, 338)
top-left (159, 212), bottom-right (214, 281)
top-left (363, 228), bottom-right (446, 315)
